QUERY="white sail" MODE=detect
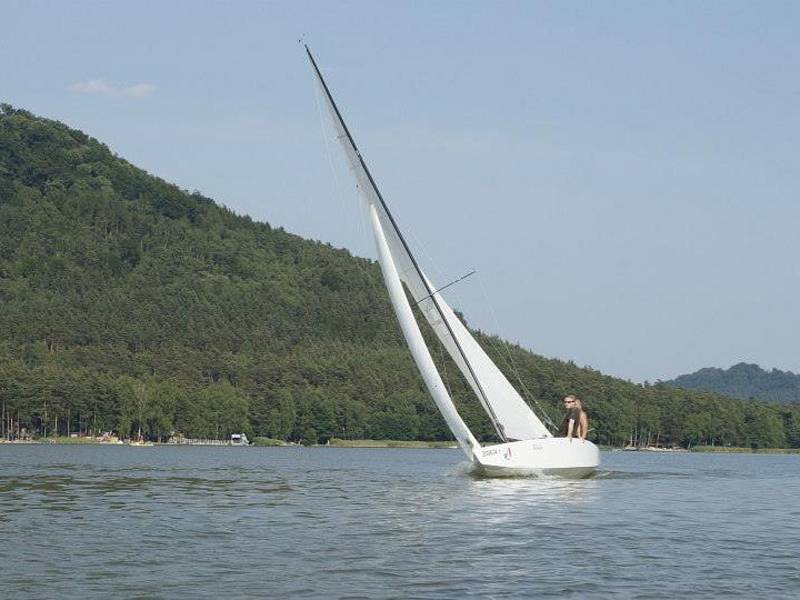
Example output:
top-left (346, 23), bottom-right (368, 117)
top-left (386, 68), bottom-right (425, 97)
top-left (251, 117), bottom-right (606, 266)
top-left (416, 282), bottom-right (552, 440)
top-left (307, 46), bottom-right (550, 442)
top-left (368, 205), bottom-right (478, 458)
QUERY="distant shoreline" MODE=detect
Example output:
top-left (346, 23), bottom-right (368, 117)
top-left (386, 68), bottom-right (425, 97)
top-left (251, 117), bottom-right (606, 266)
top-left (0, 437), bottom-right (456, 449)
top-left (327, 439), bottom-right (457, 449)
top-left (2, 438), bottom-right (798, 453)
top-left (688, 445), bottom-right (800, 454)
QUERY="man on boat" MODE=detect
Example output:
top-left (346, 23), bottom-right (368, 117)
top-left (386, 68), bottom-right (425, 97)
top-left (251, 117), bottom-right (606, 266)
top-left (561, 395), bottom-right (587, 442)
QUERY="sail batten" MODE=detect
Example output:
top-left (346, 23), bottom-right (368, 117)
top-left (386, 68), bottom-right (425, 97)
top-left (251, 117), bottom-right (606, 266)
top-left (307, 46), bottom-right (551, 442)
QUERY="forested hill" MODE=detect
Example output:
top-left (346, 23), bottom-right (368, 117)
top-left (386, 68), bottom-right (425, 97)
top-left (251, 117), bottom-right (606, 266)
top-left (1, 104), bottom-right (798, 449)
top-left (667, 363), bottom-right (800, 405)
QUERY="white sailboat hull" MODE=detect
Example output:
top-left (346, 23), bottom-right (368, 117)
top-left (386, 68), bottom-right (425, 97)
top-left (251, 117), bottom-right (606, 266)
top-left (474, 437), bottom-right (600, 478)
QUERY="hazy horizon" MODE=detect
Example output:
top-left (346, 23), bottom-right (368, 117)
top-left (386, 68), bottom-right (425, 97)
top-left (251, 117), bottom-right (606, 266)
top-left (4, 1), bottom-right (798, 382)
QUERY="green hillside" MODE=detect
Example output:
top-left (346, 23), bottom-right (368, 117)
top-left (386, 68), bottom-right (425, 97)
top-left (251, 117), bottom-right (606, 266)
top-left (667, 363), bottom-right (800, 405)
top-left (1, 104), bottom-right (798, 448)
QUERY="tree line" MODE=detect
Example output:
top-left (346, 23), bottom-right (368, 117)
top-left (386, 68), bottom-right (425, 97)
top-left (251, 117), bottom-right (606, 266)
top-left (667, 362), bottom-right (800, 405)
top-left (1, 104), bottom-right (798, 447)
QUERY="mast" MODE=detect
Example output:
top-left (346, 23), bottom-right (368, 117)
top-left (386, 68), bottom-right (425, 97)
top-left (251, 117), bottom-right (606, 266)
top-left (305, 45), bottom-right (507, 441)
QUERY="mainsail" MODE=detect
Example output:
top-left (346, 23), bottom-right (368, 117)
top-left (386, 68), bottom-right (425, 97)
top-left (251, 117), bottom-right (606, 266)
top-left (307, 46), bottom-right (551, 442)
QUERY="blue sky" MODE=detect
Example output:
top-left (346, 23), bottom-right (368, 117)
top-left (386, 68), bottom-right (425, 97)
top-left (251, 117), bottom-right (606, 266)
top-left (3, 1), bottom-right (799, 382)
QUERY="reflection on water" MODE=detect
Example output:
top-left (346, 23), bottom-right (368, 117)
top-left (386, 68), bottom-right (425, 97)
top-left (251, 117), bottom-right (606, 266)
top-left (1, 445), bottom-right (798, 599)
top-left (471, 473), bottom-right (598, 509)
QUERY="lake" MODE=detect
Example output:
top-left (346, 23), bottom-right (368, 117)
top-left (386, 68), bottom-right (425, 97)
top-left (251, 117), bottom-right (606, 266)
top-left (1, 445), bottom-right (798, 598)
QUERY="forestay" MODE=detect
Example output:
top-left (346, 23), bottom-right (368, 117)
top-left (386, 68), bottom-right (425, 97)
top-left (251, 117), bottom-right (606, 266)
top-left (307, 46), bottom-right (550, 442)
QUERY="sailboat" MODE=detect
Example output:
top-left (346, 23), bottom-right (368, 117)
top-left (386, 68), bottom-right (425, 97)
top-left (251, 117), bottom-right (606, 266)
top-left (306, 47), bottom-right (600, 477)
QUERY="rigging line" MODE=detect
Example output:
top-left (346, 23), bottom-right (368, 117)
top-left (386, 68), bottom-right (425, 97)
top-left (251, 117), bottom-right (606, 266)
top-left (477, 285), bottom-right (558, 433)
top-left (305, 45), bottom-right (506, 441)
top-left (403, 232), bottom-right (477, 404)
top-left (400, 232), bottom-right (475, 432)
top-left (404, 213), bottom-right (546, 437)
top-left (412, 270), bottom-right (476, 307)
top-left (312, 62), bottom-right (386, 334)
top-left (475, 274), bottom-right (559, 433)
top-left (309, 52), bottom-right (393, 310)
top-left (312, 70), bottom-right (354, 251)
top-left (404, 229), bottom-right (451, 293)
top-left (311, 60), bottom-right (409, 389)
top-left (436, 334), bottom-right (455, 406)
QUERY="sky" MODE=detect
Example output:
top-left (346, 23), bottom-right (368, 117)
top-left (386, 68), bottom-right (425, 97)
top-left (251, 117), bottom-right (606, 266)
top-left (3, 1), bottom-right (799, 382)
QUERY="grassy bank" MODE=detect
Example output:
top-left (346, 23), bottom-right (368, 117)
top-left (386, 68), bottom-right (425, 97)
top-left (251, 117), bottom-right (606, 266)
top-left (328, 438), bottom-right (458, 449)
top-left (252, 437), bottom-right (291, 447)
top-left (28, 436), bottom-right (104, 444)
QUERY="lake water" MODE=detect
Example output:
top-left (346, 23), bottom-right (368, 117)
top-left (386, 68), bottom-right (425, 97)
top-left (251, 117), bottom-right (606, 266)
top-left (1, 446), bottom-right (798, 598)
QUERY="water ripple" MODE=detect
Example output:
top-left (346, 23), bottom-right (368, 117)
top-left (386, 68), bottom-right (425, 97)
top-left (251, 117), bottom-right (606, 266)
top-left (0, 446), bottom-right (798, 598)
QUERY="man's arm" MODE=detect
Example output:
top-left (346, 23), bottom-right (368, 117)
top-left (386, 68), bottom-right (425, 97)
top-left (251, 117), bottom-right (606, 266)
top-left (580, 412), bottom-right (588, 441)
top-left (567, 419), bottom-right (575, 441)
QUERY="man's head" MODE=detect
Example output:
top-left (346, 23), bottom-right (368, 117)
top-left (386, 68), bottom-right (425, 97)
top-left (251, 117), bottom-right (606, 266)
top-left (562, 395), bottom-right (576, 408)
